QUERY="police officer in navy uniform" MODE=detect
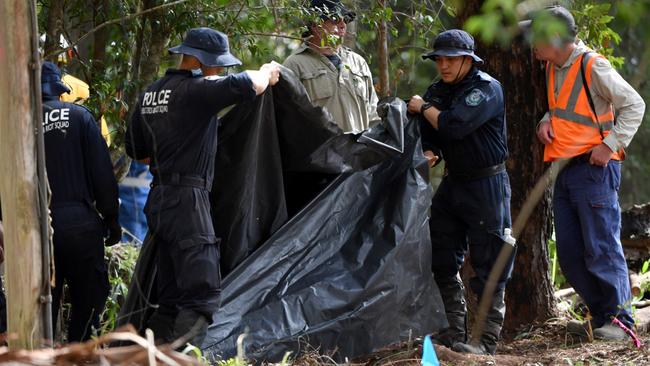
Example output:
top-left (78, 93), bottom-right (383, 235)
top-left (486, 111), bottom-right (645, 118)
top-left (125, 28), bottom-right (280, 345)
top-left (407, 30), bottom-right (514, 355)
top-left (41, 61), bottom-right (121, 342)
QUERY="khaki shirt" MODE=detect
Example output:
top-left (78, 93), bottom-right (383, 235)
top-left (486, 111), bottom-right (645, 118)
top-left (540, 40), bottom-right (645, 152)
top-left (284, 44), bottom-right (380, 133)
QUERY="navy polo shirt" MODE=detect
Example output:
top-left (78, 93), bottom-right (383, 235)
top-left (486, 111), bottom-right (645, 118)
top-left (421, 67), bottom-right (508, 172)
top-left (42, 96), bottom-right (119, 219)
top-left (126, 69), bottom-right (256, 184)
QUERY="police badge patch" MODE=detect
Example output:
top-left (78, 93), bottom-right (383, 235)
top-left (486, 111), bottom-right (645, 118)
top-left (465, 88), bottom-right (486, 106)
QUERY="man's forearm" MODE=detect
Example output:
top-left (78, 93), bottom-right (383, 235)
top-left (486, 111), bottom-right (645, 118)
top-left (422, 106), bottom-right (442, 130)
top-left (605, 97), bottom-right (645, 151)
top-left (592, 58), bottom-right (646, 151)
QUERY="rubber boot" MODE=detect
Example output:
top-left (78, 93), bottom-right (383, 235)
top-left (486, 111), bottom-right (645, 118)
top-left (146, 311), bottom-right (176, 344)
top-left (432, 275), bottom-right (468, 347)
top-left (453, 289), bottom-right (505, 355)
top-left (173, 309), bottom-right (209, 347)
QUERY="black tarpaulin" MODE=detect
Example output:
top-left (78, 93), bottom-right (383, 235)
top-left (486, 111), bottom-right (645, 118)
top-left (117, 69), bottom-right (445, 362)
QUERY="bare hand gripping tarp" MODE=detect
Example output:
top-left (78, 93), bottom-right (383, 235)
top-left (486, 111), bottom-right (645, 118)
top-left (117, 69), bottom-right (446, 362)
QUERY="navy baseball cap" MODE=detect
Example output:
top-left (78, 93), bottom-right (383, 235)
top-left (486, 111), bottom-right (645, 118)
top-left (310, 0), bottom-right (356, 23)
top-left (41, 61), bottom-right (71, 97)
top-left (422, 29), bottom-right (483, 64)
top-left (519, 5), bottom-right (578, 43)
top-left (168, 28), bottom-right (242, 67)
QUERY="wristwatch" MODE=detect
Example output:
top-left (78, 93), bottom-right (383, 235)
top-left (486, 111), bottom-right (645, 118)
top-left (420, 102), bottom-right (433, 114)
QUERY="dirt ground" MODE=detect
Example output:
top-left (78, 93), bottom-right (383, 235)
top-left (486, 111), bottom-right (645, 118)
top-left (294, 321), bottom-right (650, 366)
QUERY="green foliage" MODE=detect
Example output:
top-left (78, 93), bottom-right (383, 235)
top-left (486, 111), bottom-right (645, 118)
top-left (547, 233), bottom-right (567, 290)
top-left (182, 344), bottom-right (210, 365)
top-left (464, 0), bottom-right (624, 67)
top-left (217, 358), bottom-right (248, 366)
top-left (101, 244), bottom-right (140, 334)
top-left (355, 1), bottom-right (452, 96)
top-left (632, 257), bottom-right (650, 302)
top-left (573, 1), bottom-right (624, 68)
top-left (464, 0), bottom-right (519, 45)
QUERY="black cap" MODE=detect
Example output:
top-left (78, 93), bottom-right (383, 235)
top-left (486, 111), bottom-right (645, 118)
top-left (422, 29), bottom-right (484, 64)
top-left (309, 0), bottom-right (356, 23)
top-left (168, 27), bottom-right (241, 67)
top-left (41, 61), bottom-right (71, 97)
top-left (519, 5), bottom-right (578, 43)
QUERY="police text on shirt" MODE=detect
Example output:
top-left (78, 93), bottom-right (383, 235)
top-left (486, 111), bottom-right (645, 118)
top-left (141, 90), bottom-right (171, 115)
top-left (44, 108), bottom-right (70, 133)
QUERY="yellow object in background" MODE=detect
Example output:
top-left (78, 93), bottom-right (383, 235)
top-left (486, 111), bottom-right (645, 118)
top-left (60, 74), bottom-right (89, 103)
top-left (99, 116), bottom-right (111, 147)
top-left (60, 74), bottom-right (111, 147)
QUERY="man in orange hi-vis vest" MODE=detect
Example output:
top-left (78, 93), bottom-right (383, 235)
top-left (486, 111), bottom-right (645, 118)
top-left (522, 6), bottom-right (645, 341)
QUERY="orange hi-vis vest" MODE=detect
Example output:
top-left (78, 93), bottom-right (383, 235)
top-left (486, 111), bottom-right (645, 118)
top-left (543, 52), bottom-right (621, 162)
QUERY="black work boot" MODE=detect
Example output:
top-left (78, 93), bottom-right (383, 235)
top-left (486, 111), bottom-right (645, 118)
top-left (432, 275), bottom-right (468, 347)
top-left (453, 289), bottom-right (505, 355)
top-left (146, 311), bottom-right (176, 344)
top-left (173, 309), bottom-right (209, 347)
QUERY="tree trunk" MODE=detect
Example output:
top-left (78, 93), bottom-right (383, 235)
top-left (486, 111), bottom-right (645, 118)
top-left (90, 0), bottom-right (111, 83)
top-left (43, 0), bottom-right (64, 62)
top-left (0, 0), bottom-right (46, 349)
top-left (460, 1), bottom-right (557, 332)
top-left (124, 1), bottom-right (146, 116)
top-left (376, 0), bottom-right (390, 97)
top-left (139, 0), bottom-right (170, 87)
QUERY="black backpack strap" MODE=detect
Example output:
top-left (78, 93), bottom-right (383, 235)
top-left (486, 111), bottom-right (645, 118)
top-left (579, 51), bottom-right (605, 140)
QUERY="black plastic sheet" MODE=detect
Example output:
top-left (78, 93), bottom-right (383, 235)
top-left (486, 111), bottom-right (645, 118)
top-left (118, 69), bottom-right (445, 362)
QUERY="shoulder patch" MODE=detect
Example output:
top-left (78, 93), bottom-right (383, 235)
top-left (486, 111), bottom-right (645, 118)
top-left (465, 88), bottom-right (486, 107)
top-left (204, 75), bottom-right (223, 81)
top-left (475, 71), bottom-right (494, 83)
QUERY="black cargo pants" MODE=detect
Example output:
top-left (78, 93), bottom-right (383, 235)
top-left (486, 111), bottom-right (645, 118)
top-left (145, 185), bottom-right (221, 324)
top-left (51, 204), bottom-right (110, 342)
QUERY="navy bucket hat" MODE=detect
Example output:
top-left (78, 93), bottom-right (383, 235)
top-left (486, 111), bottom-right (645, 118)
top-left (422, 29), bottom-right (484, 64)
top-left (41, 61), bottom-right (71, 97)
top-left (168, 27), bottom-right (242, 67)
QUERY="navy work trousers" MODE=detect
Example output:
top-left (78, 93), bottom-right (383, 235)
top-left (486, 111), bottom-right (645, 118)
top-left (554, 159), bottom-right (633, 327)
top-left (145, 186), bottom-right (221, 321)
top-left (51, 205), bottom-right (109, 342)
top-left (430, 171), bottom-right (514, 295)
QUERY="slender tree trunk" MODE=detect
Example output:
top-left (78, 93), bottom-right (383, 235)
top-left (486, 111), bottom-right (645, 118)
top-left (91, 0), bottom-right (111, 83)
top-left (139, 0), bottom-right (170, 87)
top-left (124, 0), bottom-right (146, 113)
top-left (0, 0), bottom-right (45, 349)
top-left (459, 0), bottom-right (557, 332)
top-left (376, 0), bottom-right (390, 97)
top-left (44, 0), bottom-right (64, 62)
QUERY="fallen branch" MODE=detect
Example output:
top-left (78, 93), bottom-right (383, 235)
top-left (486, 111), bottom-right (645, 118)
top-left (0, 325), bottom-right (202, 366)
top-left (632, 300), bottom-right (650, 308)
top-left (554, 287), bottom-right (576, 299)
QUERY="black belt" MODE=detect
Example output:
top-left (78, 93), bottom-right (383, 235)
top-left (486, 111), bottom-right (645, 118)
top-left (446, 162), bottom-right (506, 182)
top-left (151, 173), bottom-right (210, 190)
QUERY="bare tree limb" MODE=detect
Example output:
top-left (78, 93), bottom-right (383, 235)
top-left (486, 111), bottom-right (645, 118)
top-left (43, 0), bottom-right (191, 59)
top-left (241, 32), bottom-right (304, 41)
